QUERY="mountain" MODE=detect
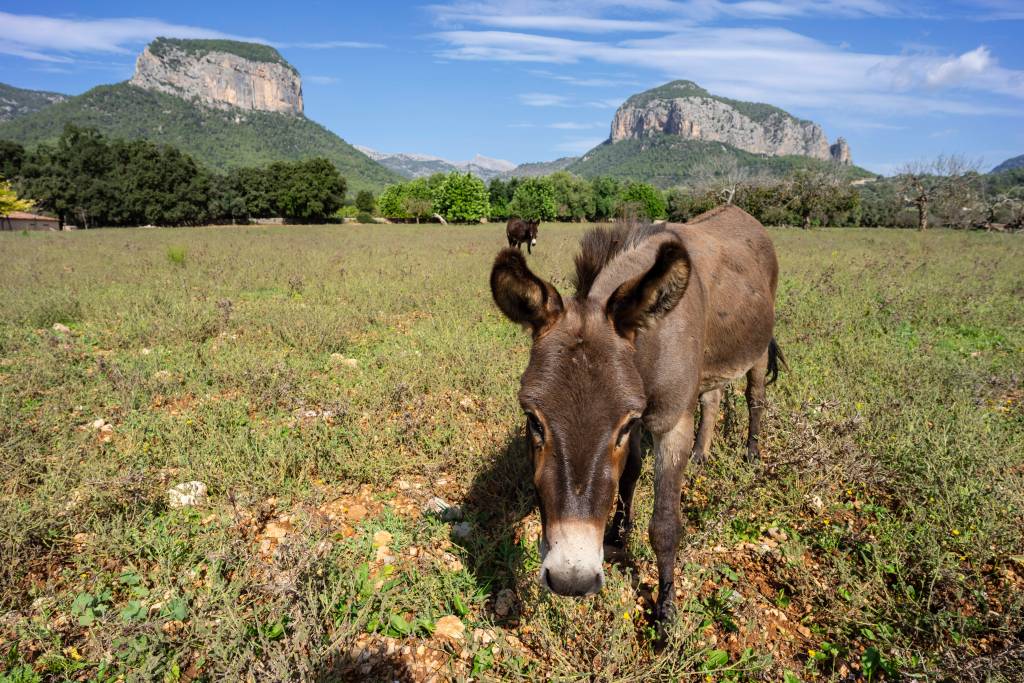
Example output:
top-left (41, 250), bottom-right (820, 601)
top-left (0, 83), bottom-right (67, 122)
top-left (356, 146), bottom-right (515, 180)
top-left (505, 156), bottom-right (578, 178)
top-left (991, 154), bottom-right (1024, 174)
top-left (562, 80), bottom-right (863, 187)
top-left (0, 38), bottom-right (400, 192)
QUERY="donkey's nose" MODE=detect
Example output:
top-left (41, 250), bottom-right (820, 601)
top-left (542, 567), bottom-right (603, 597)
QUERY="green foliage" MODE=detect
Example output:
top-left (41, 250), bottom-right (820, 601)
top-left (267, 158), bottom-right (347, 221)
top-left (508, 177), bottom-right (556, 221)
top-left (618, 180), bottom-right (666, 219)
top-left (355, 211), bottom-right (375, 224)
top-left (589, 176), bottom-right (621, 221)
top-left (0, 83), bottom-right (400, 193)
top-left (433, 172), bottom-right (489, 223)
top-left (148, 37), bottom-right (297, 72)
top-left (0, 139), bottom-right (25, 179)
top-left (568, 136), bottom-right (872, 189)
top-left (487, 177), bottom-right (520, 220)
top-left (355, 190), bottom-right (376, 214)
top-left (549, 171), bottom-right (594, 221)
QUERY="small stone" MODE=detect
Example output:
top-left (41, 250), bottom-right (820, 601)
top-left (141, 348), bottom-right (152, 355)
top-left (458, 397), bottom-right (475, 411)
top-left (168, 481), bottom-right (208, 508)
top-left (90, 418), bottom-right (107, 430)
top-left (346, 503), bottom-right (368, 521)
top-left (493, 588), bottom-right (517, 618)
top-left (451, 522), bottom-right (472, 541)
top-left (397, 480), bottom-right (410, 490)
top-left (330, 353), bottom-right (359, 369)
top-left (424, 496), bottom-right (450, 517)
top-left (153, 370), bottom-right (173, 382)
top-left (263, 520), bottom-right (293, 539)
top-left (52, 323), bottom-right (70, 334)
top-left (372, 530), bottom-right (392, 548)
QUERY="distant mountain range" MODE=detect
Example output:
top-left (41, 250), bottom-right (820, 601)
top-left (0, 83), bottom-right (67, 122)
top-left (992, 154), bottom-right (1024, 173)
top-left (0, 38), bottom-right (400, 192)
top-left (355, 146), bottom-right (516, 181)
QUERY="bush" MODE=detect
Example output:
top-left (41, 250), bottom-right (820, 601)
top-left (433, 172), bottom-right (489, 223)
top-left (508, 177), bottom-right (556, 221)
top-left (355, 211), bottom-right (375, 224)
top-left (166, 246), bottom-right (186, 265)
top-left (618, 181), bottom-right (666, 220)
top-left (355, 190), bottom-right (375, 214)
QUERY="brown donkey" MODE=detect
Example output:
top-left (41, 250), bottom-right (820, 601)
top-left (490, 205), bottom-right (785, 624)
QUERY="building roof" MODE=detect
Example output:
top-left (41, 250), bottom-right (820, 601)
top-left (4, 211), bottom-right (58, 221)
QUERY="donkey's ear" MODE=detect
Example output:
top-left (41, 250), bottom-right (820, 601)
top-left (491, 248), bottom-right (563, 335)
top-left (606, 241), bottom-right (690, 340)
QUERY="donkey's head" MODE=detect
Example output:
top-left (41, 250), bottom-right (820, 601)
top-left (490, 243), bottom-right (690, 596)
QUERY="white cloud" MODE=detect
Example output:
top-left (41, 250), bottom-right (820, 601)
top-left (0, 11), bottom-right (384, 64)
top-left (306, 75), bottom-right (340, 85)
top-left (925, 46), bottom-right (993, 87)
top-left (549, 121), bottom-right (606, 129)
top-left (519, 92), bottom-right (571, 106)
top-left (553, 137), bottom-right (607, 153)
top-left (436, 24), bottom-right (1024, 115)
top-left (0, 11), bottom-right (266, 61)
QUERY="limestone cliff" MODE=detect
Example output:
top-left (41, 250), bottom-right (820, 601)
top-left (609, 80), bottom-right (849, 162)
top-left (130, 38), bottom-right (303, 115)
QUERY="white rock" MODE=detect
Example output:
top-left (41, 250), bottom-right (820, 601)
top-left (168, 481), bottom-right (208, 509)
top-left (52, 323), bottom-right (71, 334)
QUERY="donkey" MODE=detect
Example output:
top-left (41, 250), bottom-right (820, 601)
top-left (489, 205), bottom-right (785, 624)
top-left (506, 218), bottom-right (539, 254)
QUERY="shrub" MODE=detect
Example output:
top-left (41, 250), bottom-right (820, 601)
top-left (508, 177), bottom-right (556, 222)
top-left (355, 211), bottom-right (375, 224)
top-left (166, 246), bottom-right (186, 265)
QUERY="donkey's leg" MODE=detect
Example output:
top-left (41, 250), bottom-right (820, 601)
top-left (650, 412), bottom-right (695, 624)
top-left (691, 388), bottom-right (723, 467)
top-left (744, 349), bottom-right (770, 463)
top-left (605, 429), bottom-right (642, 548)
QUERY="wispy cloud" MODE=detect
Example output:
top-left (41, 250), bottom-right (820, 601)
top-left (553, 137), bottom-right (606, 153)
top-left (519, 92), bottom-right (572, 107)
top-left (0, 11), bottom-right (266, 61)
top-left (0, 11), bottom-right (384, 64)
top-left (305, 75), bottom-right (340, 85)
top-left (435, 22), bottom-right (1024, 115)
top-left (549, 121), bottom-right (606, 129)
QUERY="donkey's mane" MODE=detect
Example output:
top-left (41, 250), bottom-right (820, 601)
top-left (572, 222), bottom-right (667, 300)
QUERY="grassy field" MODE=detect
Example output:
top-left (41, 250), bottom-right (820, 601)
top-left (1, 222), bottom-right (1022, 682)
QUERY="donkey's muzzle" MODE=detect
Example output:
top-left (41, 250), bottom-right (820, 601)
top-left (542, 566), bottom-right (603, 596)
top-left (538, 520), bottom-right (604, 597)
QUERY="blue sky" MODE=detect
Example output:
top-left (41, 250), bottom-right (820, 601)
top-left (0, 1), bottom-right (1022, 173)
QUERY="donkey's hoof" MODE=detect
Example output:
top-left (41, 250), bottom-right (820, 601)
top-left (690, 450), bottom-right (708, 468)
top-left (744, 445), bottom-right (761, 463)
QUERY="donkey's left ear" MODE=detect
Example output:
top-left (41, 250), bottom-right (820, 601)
top-left (606, 241), bottom-right (690, 340)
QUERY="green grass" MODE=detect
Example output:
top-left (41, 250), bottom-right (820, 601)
top-left (1, 224), bottom-right (1022, 681)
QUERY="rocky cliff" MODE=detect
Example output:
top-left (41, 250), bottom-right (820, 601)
top-left (130, 38), bottom-right (303, 115)
top-left (609, 80), bottom-right (851, 163)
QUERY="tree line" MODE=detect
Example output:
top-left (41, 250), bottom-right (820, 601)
top-left (2, 124), bottom-right (1021, 230)
top-left (0, 126), bottom-right (346, 228)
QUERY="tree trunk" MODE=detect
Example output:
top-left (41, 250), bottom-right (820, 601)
top-left (803, 214), bottom-right (811, 230)
top-left (917, 198), bottom-right (928, 231)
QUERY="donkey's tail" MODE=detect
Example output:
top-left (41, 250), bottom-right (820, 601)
top-left (766, 337), bottom-right (788, 385)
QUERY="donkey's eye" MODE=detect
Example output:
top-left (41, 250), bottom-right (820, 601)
top-left (526, 413), bottom-right (545, 442)
top-left (617, 417), bottom-right (640, 447)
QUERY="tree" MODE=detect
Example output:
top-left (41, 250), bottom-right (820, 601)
top-left (549, 171), bottom-right (594, 222)
top-left (488, 177), bottom-right (519, 220)
top-left (401, 178), bottom-right (435, 223)
top-left (896, 155), bottom-right (980, 231)
top-left (691, 155), bottom-right (750, 205)
top-left (508, 177), bottom-right (556, 222)
top-left (433, 172), bottom-right (489, 223)
top-left (0, 180), bottom-right (34, 226)
top-left (618, 181), bottom-right (666, 220)
top-left (590, 176), bottom-right (621, 221)
top-left (786, 165), bottom-right (858, 229)
top-left (0, 140), bottom-right (25, 181)
top-left (269, 158), bottom-right (347, 222)
top-left (355, 190), bottom-right (376, 214)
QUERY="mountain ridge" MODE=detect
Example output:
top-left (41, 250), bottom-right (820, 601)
top-left (0, 83), bottom-right (67, 123)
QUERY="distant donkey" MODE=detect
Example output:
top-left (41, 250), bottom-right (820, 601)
top-left (490, 205), bottom-right (786, 630)
top-left (506, 218), bottom-right (539, 253)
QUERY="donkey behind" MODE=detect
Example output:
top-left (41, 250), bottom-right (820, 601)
top-left (506, 218), bottom-right (539, 254)
top-left (490, 206), bottom-right (785, 624)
